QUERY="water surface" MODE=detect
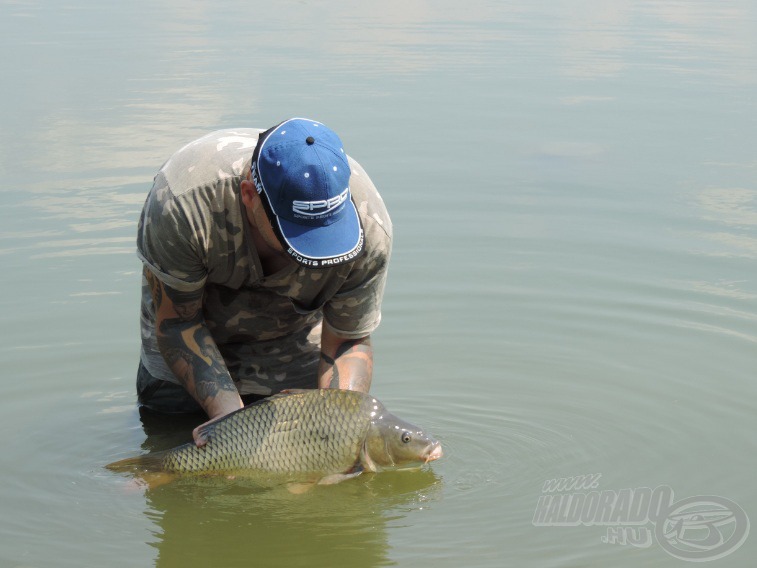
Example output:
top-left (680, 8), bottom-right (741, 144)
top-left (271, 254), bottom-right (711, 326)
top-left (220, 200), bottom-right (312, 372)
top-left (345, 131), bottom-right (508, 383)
top-left (1, 1), bottom-right (755, 566)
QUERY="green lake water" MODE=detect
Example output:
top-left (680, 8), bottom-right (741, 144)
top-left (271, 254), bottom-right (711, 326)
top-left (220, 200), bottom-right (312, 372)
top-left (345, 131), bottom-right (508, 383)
top-left (1, 1), bottom-right (755, 566)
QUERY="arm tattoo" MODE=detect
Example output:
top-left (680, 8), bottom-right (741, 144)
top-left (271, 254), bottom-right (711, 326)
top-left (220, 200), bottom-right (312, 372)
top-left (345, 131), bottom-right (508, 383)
top-left (320, 353), bottom-right (340, 388)
top-left (152, 276), bottom-right (237, 411)
top-left (191, 325), bottom-right (236, 399)
top-left (144, 268), bottom-right (163, 310)
top-left (162, 285), bottom-right (203, 321)
top-left (320, 337), bottom-right (373, 392)
top-left (335, 339), bottom-right (370, 359)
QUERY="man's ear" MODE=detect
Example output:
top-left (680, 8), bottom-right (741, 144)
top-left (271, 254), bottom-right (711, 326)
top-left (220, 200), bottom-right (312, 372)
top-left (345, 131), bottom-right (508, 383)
top-left (240, 178), bottom-right (258, 208)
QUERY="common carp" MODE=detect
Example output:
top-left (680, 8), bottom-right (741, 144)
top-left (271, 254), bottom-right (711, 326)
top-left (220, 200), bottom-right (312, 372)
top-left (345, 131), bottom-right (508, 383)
top-left (107, 389), bottom-right (443, 486)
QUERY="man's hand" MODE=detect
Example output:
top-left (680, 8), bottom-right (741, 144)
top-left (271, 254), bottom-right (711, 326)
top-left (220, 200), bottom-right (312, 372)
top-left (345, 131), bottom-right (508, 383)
top-left (317, 326), bottom-right (373, 392)
top-left (191, 413), bottom-right (230, 447)
top-left (145, 267), bottom-right (243, 433)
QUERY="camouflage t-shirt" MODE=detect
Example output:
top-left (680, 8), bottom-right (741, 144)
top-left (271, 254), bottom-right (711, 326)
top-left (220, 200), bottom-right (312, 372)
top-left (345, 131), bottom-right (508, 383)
top-left (136, 128), bottom-right (392, 395)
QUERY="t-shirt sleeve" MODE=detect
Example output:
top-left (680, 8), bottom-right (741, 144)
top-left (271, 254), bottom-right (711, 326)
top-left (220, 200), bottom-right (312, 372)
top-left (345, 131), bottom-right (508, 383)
top-left (322, 224), bottom-right (392, 339)
top-left (136, 173), bottom-right (208, 292)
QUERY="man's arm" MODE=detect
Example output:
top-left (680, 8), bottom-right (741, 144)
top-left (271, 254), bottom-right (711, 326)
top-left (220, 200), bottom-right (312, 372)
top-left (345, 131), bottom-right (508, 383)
top-left (317, 325), bottom-right (373, 393)
top-left (145, 267), bottom-right (243, 425)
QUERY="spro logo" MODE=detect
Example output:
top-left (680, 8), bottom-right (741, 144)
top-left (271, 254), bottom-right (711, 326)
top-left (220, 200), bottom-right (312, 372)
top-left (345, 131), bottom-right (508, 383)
top-left (292, 188), bottom-right (349, 217)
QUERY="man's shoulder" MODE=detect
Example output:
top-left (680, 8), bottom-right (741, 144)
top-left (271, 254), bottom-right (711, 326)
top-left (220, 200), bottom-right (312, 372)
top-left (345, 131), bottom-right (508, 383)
top-left (158, 128), bottom-right (263, 198)
top-left (170, 128), bottom-right (262, 154)
top-left (348, 156), bottom-right (392, 241)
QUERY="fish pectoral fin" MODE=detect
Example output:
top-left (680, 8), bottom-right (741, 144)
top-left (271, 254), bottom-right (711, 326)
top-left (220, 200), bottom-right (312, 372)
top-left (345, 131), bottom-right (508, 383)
top-left (287, 465), bottom-right (364, 493)
top-left (286, 482), bottom-right (316, 494)
top-left (138, 471), bottom-right (178, 491)
top-left (317, 465), bottom-right (365, 486)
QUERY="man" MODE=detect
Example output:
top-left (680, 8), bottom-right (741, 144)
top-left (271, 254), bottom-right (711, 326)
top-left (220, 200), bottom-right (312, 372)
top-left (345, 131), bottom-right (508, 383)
top-left (135, 118), bottom-right (392, 444)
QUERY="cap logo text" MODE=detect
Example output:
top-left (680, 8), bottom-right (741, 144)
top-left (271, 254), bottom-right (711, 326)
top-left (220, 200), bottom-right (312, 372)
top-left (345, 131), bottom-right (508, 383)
top-left (292, 188), bottom-right (349, 218)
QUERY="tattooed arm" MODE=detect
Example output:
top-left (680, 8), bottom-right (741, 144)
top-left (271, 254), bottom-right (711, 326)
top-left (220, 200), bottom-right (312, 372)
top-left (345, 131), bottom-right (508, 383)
top-left (318, 326), bottom-right (373, 393)
top-left (145, 267), bottom-right (243, 430)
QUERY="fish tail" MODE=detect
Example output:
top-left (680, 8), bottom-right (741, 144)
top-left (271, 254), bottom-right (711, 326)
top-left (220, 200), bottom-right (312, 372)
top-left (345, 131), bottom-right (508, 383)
top-left (106, 451), bottom-right (167, 473)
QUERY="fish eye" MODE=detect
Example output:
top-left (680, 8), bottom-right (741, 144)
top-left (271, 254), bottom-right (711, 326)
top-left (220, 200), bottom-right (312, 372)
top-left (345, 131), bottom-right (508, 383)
top-left (401, 432), bottom-right (412, 444)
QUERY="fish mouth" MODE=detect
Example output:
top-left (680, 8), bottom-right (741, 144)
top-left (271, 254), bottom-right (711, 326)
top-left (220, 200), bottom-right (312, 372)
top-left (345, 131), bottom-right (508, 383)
top-left (424, 442), bottom-right (444, 463)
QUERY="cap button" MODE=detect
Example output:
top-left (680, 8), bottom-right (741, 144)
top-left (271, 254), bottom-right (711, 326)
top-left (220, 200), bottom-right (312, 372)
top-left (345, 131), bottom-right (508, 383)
top-left (305, 136), bottom-right (315, 145)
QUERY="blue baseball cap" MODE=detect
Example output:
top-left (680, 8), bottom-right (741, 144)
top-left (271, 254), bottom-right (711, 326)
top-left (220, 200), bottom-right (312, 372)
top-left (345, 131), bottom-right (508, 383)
top-left (250, 118), bottom-right (364, 268)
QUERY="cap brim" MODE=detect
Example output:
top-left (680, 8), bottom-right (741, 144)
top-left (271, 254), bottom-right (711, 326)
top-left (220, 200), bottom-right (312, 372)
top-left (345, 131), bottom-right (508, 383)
top-left (275, 200), bottom-right (364, 267)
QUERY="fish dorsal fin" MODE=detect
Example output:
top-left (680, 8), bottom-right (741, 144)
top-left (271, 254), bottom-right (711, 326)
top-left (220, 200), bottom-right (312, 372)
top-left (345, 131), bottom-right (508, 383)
top-left (267, 388), bottom-right (312, 400)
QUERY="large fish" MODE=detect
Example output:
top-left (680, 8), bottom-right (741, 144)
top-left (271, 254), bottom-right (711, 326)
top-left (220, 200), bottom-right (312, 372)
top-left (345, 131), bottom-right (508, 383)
top-left (107, 389), bottom-right (443, 486)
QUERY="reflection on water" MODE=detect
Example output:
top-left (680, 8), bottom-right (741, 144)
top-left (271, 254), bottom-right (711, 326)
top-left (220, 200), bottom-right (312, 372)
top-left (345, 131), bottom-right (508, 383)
top-left (690, 187), bottom-right (757, 260)
top-left (142, 470), bottom-right (441, 568)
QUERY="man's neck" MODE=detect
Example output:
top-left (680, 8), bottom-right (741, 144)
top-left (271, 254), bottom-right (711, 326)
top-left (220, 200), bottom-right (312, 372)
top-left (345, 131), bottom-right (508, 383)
top-left (250, 225), bottom-right (292, 275)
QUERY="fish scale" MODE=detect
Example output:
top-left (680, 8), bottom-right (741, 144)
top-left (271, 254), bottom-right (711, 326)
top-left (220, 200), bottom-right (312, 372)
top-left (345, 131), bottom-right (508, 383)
top-left (161, 389), bottom-right (373, 474)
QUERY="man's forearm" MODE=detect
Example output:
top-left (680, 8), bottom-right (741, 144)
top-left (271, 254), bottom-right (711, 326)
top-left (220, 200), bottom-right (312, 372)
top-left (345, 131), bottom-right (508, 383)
top-left (157, 320), bottom-right (242, 418)
top-left (318, 331), bottom-right (373, 392)
top-left (146, 267), bottom-right (242, 418)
